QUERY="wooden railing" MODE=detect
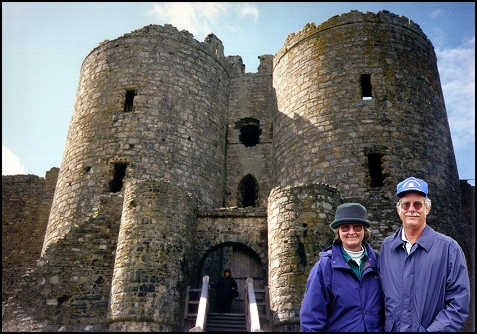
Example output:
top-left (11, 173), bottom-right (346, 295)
top-left (188, 275), bottom-right (209, 332)
top-left (255, 285), bottom-right (270, 325)
top-left (245, 277), bottom-right (264, 332)
top-left (184, 286), bottom-right (199, 319)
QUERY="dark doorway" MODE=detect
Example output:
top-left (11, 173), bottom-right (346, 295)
top-left (238, 174), bottom-right (258, 207)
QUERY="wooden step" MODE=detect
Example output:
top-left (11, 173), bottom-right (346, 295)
top-left (206, 313), bottom-right (246, 332)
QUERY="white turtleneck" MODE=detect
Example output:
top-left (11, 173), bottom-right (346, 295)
top-left (343, 246), bottom-right (364, 266)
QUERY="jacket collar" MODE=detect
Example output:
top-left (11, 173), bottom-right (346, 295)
top-left (330, 243), bottom-right (377, 270)
top-left (391, 224), bottom-right (435, 252)
top-left (341, 244), bottom-right (368, 265)
top-left (330, 243), bottom-right (349, 269)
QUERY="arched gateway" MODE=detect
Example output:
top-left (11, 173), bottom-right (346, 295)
top-left (198, 242), bottom-right (266, 313)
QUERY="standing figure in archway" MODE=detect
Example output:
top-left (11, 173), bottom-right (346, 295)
top-left (213, 269), bottom-right (238, 313)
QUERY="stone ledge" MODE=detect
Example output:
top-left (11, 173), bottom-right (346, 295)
top-left (197, 207), bottom-right (267, 218)
top-left (82, 23), bottom-right (234, 77)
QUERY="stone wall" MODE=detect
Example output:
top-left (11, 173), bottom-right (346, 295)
top-left (194, 207), bottom-right (268, 285)
top-left (2, 168), bottom-right (58, 300)
top-left (267, 183), bottom-right (341, 331)
top-left (2, 191), bottom-right (123, 332)
top-left (40, 193), bottom-right (123, 331)
top-left (224, 55), bottom-right (275, 208)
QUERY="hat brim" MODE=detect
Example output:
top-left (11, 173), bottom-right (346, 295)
top-left (330, 218), bottom-right (370, 229)
top-left (397, 189), bottom-right (427, 198)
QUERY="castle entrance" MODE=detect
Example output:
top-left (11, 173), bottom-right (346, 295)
top-left (200, 242), bottom-right (265, 314)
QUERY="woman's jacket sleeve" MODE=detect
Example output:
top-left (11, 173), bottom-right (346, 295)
top-left (300, 259), bottom-right (331, 331)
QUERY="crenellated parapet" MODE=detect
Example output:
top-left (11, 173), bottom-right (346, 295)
top-left (274, 10), bottom-right (432, 70)
top-left (88, 24), bottom-right (231, 76)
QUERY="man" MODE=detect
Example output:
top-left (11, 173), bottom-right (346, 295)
top-left (379, 176), bottom-right (470, 331)
top-left (300, 203), bottom-right (384, 331)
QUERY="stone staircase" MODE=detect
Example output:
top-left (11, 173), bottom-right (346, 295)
top-left (205, 312), bottom-right (246, 332)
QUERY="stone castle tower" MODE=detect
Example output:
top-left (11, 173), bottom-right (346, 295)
top-left (3, 10), bottom-right (472, 332)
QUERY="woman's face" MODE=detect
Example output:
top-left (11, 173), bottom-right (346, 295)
top-left (338, 223), bottom-right (364, 252)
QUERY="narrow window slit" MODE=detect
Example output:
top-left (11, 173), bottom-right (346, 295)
top-left (110, 162), bottom-right (128, 192)
top-left (360, 74), bottom-right (372, 100)
top-left (367, 153), bottom-right (384, 187)
top-left (123, 89), bottom-right (136, 112)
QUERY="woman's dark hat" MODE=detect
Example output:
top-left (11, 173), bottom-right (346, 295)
top-left (330, 203), bottom-right (370, 229)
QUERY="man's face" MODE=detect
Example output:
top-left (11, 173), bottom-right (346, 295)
top-left (224, 271), bottom-right (230, 278)
top-left (338, 223), bottom-right (364, 252)
top-left (397, 192), bottom-right (428, 231)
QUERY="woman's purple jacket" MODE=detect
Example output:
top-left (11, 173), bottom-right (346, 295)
top-left (300, 243), bottom-right (384, 332)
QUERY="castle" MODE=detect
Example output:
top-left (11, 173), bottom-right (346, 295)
top-left (2, 10), bottom-right (474, 331)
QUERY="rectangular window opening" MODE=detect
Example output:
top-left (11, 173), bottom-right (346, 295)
top-left (123, 89), bottom-right (136, 112)
top-left (360, 74), bottom-right (372, 100)
top-left (367, 153), bottom-right (384, 187)
top-left (110, 162), bottom-right (128, 192)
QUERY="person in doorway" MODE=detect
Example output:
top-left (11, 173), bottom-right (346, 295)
top-left (300, 203), bottom-right (384, 331)
top-left (214, 269), bottom-right (238, 313)
top-left (379, 176), bottom-right (470, 331)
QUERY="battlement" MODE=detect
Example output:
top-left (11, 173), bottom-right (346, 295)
top-left (275, 10), bottom-right (431, 69)
top-left (84, 23), bottom-right (234, 76)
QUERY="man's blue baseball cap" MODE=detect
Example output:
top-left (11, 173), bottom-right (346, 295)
top-left (396, 177), bottom-right (428, 197)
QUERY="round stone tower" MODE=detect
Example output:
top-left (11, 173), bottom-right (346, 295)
top-left (272, 10), bottom-right (462, 246)
top-left (42, 25), bottom-right (230, 254)
top-left (267, 184), bottom-right (341, 331)
top-left (109, 178), bottom-right (196, 331)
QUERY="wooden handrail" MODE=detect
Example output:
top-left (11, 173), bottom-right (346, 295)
top-left (246, 277), bottom-right (263, 332)
top-left (189, 275), bottom-right (209, 332)
top-left (184, 285), bottom-right (190, 320)
top-left (264, 285), bottom-right (271, 322)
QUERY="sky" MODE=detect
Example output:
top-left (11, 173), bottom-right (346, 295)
top-left (2, 2), bottom-right (475, 186)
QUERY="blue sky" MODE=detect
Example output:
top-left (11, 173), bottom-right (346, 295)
top-left (2, 2), bottom-right (475, 185)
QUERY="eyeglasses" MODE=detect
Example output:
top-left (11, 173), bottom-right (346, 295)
top-left (399, 200), bottom-right (425, 210)
top-left (339, 224), bottom-right (363, 232)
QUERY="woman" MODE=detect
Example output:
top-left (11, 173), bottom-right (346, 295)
top-left (300, 203), bottom-right (384, 332)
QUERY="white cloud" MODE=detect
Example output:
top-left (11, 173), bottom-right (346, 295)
top-left (238, 4), bottom-right (259, 22)
top-left (436, 37), bottom-right (475, 148)
top-left (150, 2), bottom-right (227, 39)
top-left (430, 9), bottom-right (443, 19)
top-left (2, 145), bottom-right (28, 175)
top-left (150, 2), bottom-right (258, 40)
